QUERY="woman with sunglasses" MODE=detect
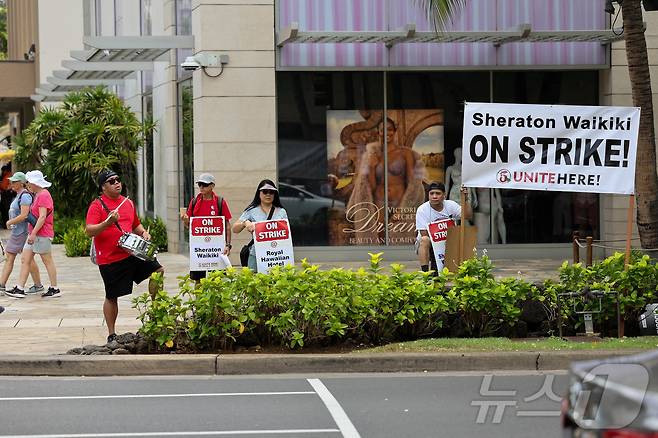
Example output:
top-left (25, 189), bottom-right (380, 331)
top-left (232, 179), bottom-right (288, 272)
top-left (181, 173), bottom-right (232, 282)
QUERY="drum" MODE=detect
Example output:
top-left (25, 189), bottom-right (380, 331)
top-left (117, 233), bottom-right (158, 261)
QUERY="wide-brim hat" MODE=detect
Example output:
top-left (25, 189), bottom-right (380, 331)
top-left (25, 170), bottom-right (51, 188)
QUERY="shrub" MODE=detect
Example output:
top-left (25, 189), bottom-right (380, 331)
top-left (133, 253), bottom-right (536, 350)
top-left (63, 224), bottom-right (91, 257)
top-left (547, 252), bottom-right (658, 335)
top-left (54, 215), bottom-right (84, 244)
top-left (447, 254), bottom-right (535, 337)
top-left (139, 216), bottom-right (168, 252)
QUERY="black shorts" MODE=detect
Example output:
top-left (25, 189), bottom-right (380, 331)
top-left (190, 270), bottom-right (207, 281)
top-left (99, 255), bottom-right (162, 299)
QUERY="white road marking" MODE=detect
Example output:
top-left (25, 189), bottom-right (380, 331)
top-left (307, 378), bottom-right (361, 438)
top-left (0, 391), bottom-right (315, 401)
top-left (516, 411), bottom-right (561, 417)
top-left (0, 430), bottom-right (341, 437)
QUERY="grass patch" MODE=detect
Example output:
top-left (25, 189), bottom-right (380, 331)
top-left (361, 337), bottom-right (658, 353)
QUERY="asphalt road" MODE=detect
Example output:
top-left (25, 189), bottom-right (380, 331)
top-left (0, 371), bottom-right (568, 437)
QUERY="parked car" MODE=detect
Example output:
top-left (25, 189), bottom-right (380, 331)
top-left (278, 183), bottom-right (346, 246)
top-left (561, 349), bottom-right (657, 437)
top-left (278, 182), bottom-right (345, 220)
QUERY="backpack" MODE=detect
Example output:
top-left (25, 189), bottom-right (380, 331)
top-left (190, 194), bottom-right (223, 217)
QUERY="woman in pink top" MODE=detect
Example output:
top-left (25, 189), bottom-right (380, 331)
top-left (5, 170), bottom-right (59, 299)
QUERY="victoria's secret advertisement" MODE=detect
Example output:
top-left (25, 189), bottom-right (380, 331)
top-left (326, 109), bottom-right (444, 246)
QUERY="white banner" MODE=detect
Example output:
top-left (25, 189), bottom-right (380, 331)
top-left (462, 102), bottom-right (640, 194)
top-left (254, 219), bottom-right (295, 273)
top-left (427, 219), bottom-right (455, 271)
top-left (189, 216), bottom-right (229, 271)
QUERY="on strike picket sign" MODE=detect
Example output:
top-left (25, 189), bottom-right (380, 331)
top-left (427, 219), bottom-right (455, 271)
top-left (254, 219), bottom-right (294, 273)
top-left (189, 216), bottom-right (226, 271)
top-left (462, 102), bottom-right (640, 194)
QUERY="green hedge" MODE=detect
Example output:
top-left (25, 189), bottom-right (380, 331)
top-left (134, 253), bottom-right (543, 350)
top-left (544, 252), bottom-right (658, 336)
top-left (134, 252), bottom-right (658, 351)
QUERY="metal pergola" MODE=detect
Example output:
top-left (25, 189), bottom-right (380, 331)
top-left (277, 23), bottom-right (625, 47)
top-left (32, 35), bottom-right (194, 102)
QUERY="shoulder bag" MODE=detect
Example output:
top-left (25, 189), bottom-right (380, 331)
top-left (240, 206), bottom-right (275, 267)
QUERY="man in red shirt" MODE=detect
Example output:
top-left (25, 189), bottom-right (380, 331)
top-left (85, 170), bottom-right (164, 344)
top-left (181, 173), bottom-right (232, 282)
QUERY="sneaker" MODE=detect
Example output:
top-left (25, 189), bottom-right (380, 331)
top-left (5, 286), bottom-right (26, 299)
top-left (26, 284), bottom-right (45, 295)
top-left (0, 284), bottom-right (5, 296)
top-left (0, 306), bottom-right (4, 314)
top-left (107, 333), bottom-right (118, 343)
top-left (41, 287), bottom-right (61, 298)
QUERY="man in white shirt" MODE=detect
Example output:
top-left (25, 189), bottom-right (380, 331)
top-left (415, 181), bottom-right (472, 272)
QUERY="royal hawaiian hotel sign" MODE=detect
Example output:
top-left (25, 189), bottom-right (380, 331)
top-left (462, 103), bottom-right (640, 195)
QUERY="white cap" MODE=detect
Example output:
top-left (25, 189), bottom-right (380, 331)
top-left (196, 173), bottom-right (215, 184)
top-left (259, 183), bottom-right (278, 191)
top-left (26, 170), bottom-right (52, 188)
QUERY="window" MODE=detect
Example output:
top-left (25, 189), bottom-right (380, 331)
top-left (277, 70), bottom-right (600, 246)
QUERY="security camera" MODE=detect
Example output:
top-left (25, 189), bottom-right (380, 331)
top-left (181, 56), bottom-right (202, 71)
top-left (180, 53), bottom-right (228, 72)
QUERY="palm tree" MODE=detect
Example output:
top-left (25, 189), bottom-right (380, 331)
top-left (420, 0), bottom-right (658, 248)
top-left (620, 0), bottom-right (658, 248)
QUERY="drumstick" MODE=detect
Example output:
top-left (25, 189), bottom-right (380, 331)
top-left (105, 196), bottom-right (130, 222)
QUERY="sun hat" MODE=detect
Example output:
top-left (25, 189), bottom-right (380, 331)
top-left (259, 183), bottom-right (278, 191)
top-left (97, 170), bottom-right (119, 189)
top-left (25, 170), bottom-right (52, 188)
top-left (196, 173), bottom-right (216, 184)
top-left (8, 172), bottom-right (27, 183)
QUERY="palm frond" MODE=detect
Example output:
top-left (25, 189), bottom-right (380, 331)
top-left (415, 0), bottom-right (466, 32)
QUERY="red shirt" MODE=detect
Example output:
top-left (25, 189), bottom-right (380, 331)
top-left (86, 194), bottom-right (140, 265)
top-left (186, 193), bottom-right (232, 221)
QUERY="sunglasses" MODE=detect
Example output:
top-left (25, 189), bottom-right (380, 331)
top-left (261, 189), bottom-right (276, 195)
top-left (106, 177), bottom-right (121, 185)
top-left (197, 182), bottom-right (212, 188)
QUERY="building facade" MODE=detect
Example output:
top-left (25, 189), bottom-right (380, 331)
top-left (23, 0), bottom-right (658, 262)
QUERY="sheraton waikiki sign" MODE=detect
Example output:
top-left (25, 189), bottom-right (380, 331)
top-left (462, 103), bottom-right (640, 195)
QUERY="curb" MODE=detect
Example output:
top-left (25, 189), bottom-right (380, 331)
top-left (0, 355), bottom-right (218, 376)
top-left (0, 350), bottom-right (645, 376)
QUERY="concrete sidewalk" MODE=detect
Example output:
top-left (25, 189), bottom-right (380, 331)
top-left (0, 239), bottom-right (563, 356)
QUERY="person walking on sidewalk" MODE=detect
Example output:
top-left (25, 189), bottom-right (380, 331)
top-left (5, 171), bottom-right (59, 299)
top-left (0, 172), bottom-right (43, 295)
top-left (181, 173), bottom-right (232, 283)
top-left (85, 170), bottom-right (164, 343)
